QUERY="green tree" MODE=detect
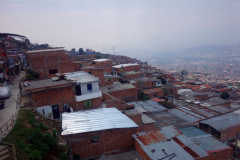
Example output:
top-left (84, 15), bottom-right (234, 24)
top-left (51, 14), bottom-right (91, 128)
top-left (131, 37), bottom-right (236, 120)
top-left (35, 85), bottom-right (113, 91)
top-left (157, 76), bottom-right (167, 85)
top-left (221, 92), bottom-right (230, 100)
top-left (163, 88), bottom-right (168, 95)
top-left (78, 48), bottom-right (84, 55)
top-left (94, 55), bottom-right (102, 59)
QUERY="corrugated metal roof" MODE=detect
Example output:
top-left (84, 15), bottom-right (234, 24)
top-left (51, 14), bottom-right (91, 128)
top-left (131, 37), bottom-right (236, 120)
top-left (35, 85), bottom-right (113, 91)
top-left (128, 100), bottom-right (167, 112)
top-left (179, 127), bottom-right (232, 152)
top-left (134, 125), bottom-right (208, 160)
top-left (169, 107), bottom-right (205, 124)
top-left (61, 108), bottom-right (138, 135)
top-left (200, 109), bottom-right (240, 131)
top-left (142, 114), bottom-right (156, 124)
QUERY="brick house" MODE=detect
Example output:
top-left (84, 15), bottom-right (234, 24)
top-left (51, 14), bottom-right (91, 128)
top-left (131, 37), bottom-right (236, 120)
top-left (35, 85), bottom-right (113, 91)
top-left (143, 88), bottom-right (164, 99)
top-left (88, 59), bottom-right (113, 73)
top-left (130, 77), bottom-right (162, 90)
top-left (161, 84), bottom-right (178, 95)
top-left (81, 66), bottom-right (105, 86)
top-left (27, 48), bottom-right (81, 79)
top-left (112, 63), bottom-right (140, 74)
top-left (199, 109), bottom-right (240, 142)
top-left (104, 74), bottom-right (119, 86)
top-left (133, 125), bottom-right (209, 160)
top-left (22, 71), bottom-right (102, 119)
top-left (61, 108), bottom-right (138, 159)
top-left (100, 83), bottom-right (138, 102)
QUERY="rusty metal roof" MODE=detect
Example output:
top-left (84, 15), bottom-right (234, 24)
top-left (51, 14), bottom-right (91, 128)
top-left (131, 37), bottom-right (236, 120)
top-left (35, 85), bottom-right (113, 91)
top-left (133, 125), bottom-right (208, 160)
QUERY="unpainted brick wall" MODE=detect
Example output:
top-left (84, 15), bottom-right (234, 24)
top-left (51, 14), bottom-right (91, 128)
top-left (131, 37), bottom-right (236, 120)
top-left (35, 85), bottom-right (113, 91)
top-left (64, 127), bottom-right (138, 158)
top-left (135, 140), bottom-right (151, 160)
top-left (75, 97), bottom-right (102, 111)
top-left (133, 81), bottom-right (156, 90)
top-left (103, 88), bottom-right (138, 102)
top-left (115, 65), bottom-right (140, 73)
top-left (125, 113), bottom-right (142, 125)
top-left (147, 91), bottom-right (164, 99)
top-left (104, 99), bottom-right (134, 110)
top-left (81, 68), bottom-right (105, 86)
top-left (199, 148), bottom-right (233, 160)
top-left (138, 123), bottom-right (155, 133)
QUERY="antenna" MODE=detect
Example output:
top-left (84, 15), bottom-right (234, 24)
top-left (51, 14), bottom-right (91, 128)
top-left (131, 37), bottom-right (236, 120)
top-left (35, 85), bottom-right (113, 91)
top-left (112, 46), bottom-right (115, 56)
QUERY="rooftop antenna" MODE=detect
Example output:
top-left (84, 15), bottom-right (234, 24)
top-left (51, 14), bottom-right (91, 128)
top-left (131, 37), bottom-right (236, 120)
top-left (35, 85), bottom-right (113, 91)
top-left (112, 46), bottom-right (115, 56)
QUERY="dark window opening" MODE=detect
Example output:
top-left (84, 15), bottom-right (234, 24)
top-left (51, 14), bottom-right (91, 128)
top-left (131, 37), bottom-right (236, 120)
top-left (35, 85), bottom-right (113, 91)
top-left (92, 62), bottom-right (96, 64)
top-left (87, 84), bottom-right (92, 90)
top-left (88, 71), bottom-right (92, 74)
top-left (115, 68), bottom-right (118, 71)
top-left (91, 136), bottom-right (99, 143)
top-left (49, 69), bottom-right (58, 74)
top-left (42, 109), bottom-right (45, 115)
top-left (84, 100), bottom-right (92, 108)
top-left (75, 85), bottom-right (82, 96)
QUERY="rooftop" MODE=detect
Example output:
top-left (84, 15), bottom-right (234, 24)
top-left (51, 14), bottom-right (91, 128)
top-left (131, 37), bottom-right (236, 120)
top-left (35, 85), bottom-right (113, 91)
top-left (133, 125), bottom-right (208, 160)
top-left (93, 58), bottom-right (111, 62)
top-left (143, 88), bottom-right (163, 95)
top-left (100, 83), bottom-right (135, 93)
top-left (27, 48), bottom-right (64, 53)
top-left (200, 109), bottom-right (240, 131)
top-left (112, 63), bottom-right (139, 68)
top-left (23, 79), bottom-right (73, 91)
top-left (64, 71), bottom-right (100, 84)
top-left (179, 127), bottom-right (232, 153)
top-left (128, 100), bottom-right (167, 112)
top-left (62, 108), bottom-right (138, 136)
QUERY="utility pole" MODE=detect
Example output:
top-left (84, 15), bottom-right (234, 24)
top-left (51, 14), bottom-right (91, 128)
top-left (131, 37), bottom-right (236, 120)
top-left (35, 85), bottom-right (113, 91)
top-left (235, 134), bottom-right (239, 159)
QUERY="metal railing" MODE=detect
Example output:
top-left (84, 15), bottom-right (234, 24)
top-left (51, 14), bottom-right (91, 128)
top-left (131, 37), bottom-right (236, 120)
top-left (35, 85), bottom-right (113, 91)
top-left (0, 114), bottom-right (16, 140)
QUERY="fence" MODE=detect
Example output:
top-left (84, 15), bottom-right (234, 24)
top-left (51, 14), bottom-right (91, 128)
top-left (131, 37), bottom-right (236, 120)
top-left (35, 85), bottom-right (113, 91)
top-left (0, 114), bottom-right (17, 140)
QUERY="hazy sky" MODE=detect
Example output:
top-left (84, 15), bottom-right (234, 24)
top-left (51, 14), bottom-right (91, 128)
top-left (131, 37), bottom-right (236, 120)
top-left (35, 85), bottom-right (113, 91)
top-left (1, 0), bottom-right (240, 54)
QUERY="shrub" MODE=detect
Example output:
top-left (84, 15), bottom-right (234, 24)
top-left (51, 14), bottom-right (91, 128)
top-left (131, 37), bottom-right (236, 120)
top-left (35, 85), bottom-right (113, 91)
top-left (29, 149), bottom-right (42, 160)
top-left (73, 154), bottom-right (81, 160)
top-left (39, 123), bottom-right (49, 130)
top-left (221, 92), bottom-right (230, 100)
top-left (42, 132), bottom-right (57, 149)
top-left (29, 128), bottom-right (42, 145)
top-left (34, 142), bottom-right (49, 157)
top-left (59, 153), bottom-right (69, 160)
top-left (52, 129), bottom-right (57, 137)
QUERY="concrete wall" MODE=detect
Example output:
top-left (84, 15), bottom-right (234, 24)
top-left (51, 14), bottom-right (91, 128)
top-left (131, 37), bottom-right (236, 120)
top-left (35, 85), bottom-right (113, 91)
top-left (36, 105), bottom-right (53, 119)
top-left (80, 82), bottom-right (100, 95)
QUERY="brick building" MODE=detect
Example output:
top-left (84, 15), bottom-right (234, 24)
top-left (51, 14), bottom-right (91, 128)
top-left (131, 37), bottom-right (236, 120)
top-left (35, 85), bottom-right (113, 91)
top-left (112, 63), bottom-right (140, 73)
top-left (130, 77), bottom-right (162, 90)
top-left (133, 125), bottom-right (209, 160)
top-left (104, 74), bottom-right (119, 86)
top-left (199, 109), bottom-right (240, 142)
top-left (88, 59), bottom-right (113, 73)
top-left (81, 66), bottom-right (105, 86)
top-left (27, 48), bottom-right (80, 79)
top-left (143, 88), bottom-right (164, 99)
top-left (162, 84), bottom-right (178, 95)
top-left (61, 108), bottom-right (138, 159)
top-left (179, 127), bottom-right (233, 160)
top-left (23, 71), bottom-right (102, 119)
top-left (100, 83), bottom-right (138, 102)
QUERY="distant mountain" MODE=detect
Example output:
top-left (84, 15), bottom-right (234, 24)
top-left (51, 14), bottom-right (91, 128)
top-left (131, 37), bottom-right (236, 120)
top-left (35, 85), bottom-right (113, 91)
top-left (181, 45), bottom-right (236, 55)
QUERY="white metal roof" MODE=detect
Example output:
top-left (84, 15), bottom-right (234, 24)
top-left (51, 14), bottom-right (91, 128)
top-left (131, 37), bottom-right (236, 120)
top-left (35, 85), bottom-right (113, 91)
top-left (112, 63), bottom-right (139, 68)
top-left (64, 71), bottom-right (100, 83)
top-left (93, 59), bottom-right (111, 62)
top-left (27, 48), bottom-right (64, 53)
top-left (61, 108), bottom-right (138, 135)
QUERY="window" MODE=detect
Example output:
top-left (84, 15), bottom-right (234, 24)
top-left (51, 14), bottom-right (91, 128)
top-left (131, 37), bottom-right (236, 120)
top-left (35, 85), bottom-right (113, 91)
top-left (88, 71), bottom-right (92, 74)
top-left (87, 84), bottom-right (92, 91)
top-left (91, 136), bottom-right (99, 143)
top-left (49, 69), bottom-right (58, 74)
top-left (84, 100), bottom-right (92, 108)
top-left (42, 109), bottom-right (45, 115)
top-left (115, 68), bottom-right (118, 71)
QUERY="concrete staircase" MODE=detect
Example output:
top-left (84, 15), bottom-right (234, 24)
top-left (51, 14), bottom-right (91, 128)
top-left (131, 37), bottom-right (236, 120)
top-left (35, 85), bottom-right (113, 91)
top-left (0, 143), bottom-right (17, 160)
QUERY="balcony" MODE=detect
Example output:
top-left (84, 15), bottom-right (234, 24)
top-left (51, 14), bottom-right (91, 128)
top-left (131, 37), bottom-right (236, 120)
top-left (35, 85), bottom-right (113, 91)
top-left (75, 91), bottom-right (102, 102)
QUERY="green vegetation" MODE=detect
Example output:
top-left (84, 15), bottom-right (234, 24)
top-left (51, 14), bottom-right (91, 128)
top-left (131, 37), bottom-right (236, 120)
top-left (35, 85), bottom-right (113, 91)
top-left (163, 88), bottom-right (168, 95)
top-left (25, 69), bottom-right (40, 80)
top-left (156, 76), bottom-right (167, 85)
top-left (161, 101), bottom-right (172, 109)
top-left (221, 92), bottom-right (230, 100)
top-left (2, 109), bottom-right (68, 160)
top-left (139, 90), bottom-right (150, 101)
top-left (94, 55), bottom-right (102, 59)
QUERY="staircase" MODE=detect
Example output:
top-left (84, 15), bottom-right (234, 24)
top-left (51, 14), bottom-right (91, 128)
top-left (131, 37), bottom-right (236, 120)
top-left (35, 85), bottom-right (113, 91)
top-left (0, 143), bottom-right (17, 160)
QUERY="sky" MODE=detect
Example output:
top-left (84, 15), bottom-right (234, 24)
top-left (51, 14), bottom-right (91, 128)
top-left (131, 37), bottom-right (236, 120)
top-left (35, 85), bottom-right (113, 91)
top-left (1, 0), bottom-right (240, 55)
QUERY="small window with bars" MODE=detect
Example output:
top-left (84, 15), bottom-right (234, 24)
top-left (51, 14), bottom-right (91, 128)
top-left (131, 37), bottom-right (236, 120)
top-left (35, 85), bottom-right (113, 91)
top-left (84, 100), bottom-right (92, 108)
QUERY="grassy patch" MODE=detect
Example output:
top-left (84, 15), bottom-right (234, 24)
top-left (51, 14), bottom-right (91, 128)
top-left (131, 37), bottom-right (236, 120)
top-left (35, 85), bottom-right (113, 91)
top-left (2, 109), bottom-right (68, 160)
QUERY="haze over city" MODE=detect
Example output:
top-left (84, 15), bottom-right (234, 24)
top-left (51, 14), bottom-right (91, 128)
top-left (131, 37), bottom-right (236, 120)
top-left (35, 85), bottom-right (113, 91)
top-left (1, 0), bottom-right (240, 55)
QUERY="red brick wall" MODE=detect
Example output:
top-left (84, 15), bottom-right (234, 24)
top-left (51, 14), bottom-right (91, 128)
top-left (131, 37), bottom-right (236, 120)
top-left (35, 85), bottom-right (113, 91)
top-left (163, 87), bottom-right (178, 95)
top-left (199, 148), bottom-right (233, 160)
top-left (133, 81), bottom-right (156, 90)
top-left (103, 88), bottom-right (138, 102)
top-left (75, 97), bottom-right (101, 111)
top-left (194, 95), bottom-right (208, 101)
top-left (104, 77), bottom-right (119, 86)
top-left (147, 91), bottom-right (164, 99)
top-left (64, 128), bottom-right (138, 158)
top-left (125, 73), bottom-right (143, 80)
top-left (221, 124), bottom-right (240, 141)
top-left (104, 99), bottom-right (134, 110)
top-left (138, 123), bottom-right (155, 133)
top-left (32, 85), bottom-right (75, 112)
top-left (114, 65), bottom-right (140, 73)
top-left (126, 113), bottom-right (142, 125)
top-left (81, 68), bottom-right (105, 86)
top-left (135, 141), bottom-right (151, 160)
top-left (27, 50), bottom-right (78, 79)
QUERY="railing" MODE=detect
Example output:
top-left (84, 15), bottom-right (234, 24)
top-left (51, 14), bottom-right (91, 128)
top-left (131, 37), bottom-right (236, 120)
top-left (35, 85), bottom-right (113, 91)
top-left (0, 114), bottom-right (16, 140)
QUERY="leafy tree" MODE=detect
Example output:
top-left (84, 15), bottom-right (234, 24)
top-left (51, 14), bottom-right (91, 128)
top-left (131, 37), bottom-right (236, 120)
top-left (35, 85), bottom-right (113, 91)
top-left (221, 92), bottom-right (230, 100)
top-left (139, 90), bottom-right (150, 101)
top-left (94, 55), bottom-right (102, 59)
top-left (29, 149), bottom-right (42, 160)
top-left (25, 69), bottom-right (40, 80)
top-left (157, 76), bottom-right (167, 85)
top-left (59, 153), bottom-right (69, 160)
top-left (42, 132), bottom-right (57, 149)
top-left (79, 48), bottom-right (84, 55)
top-left (163, 88), bottom-right (168, 95)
